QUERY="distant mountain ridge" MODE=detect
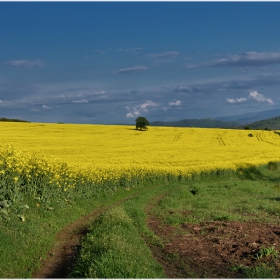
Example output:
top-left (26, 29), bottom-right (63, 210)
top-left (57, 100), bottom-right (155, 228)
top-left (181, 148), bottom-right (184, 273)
top-left (150, 118), bottom-right (241, 128)
top-left (215, 108), bottom-right (280, 124)
top-left (150, 108), bottom-right (280, 129)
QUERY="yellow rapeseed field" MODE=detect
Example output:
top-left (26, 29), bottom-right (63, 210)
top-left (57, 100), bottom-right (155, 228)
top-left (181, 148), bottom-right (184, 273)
top-left (1, 122), bottom-right (280, 169)
top-left (1, 122), bottom-right (280, 202)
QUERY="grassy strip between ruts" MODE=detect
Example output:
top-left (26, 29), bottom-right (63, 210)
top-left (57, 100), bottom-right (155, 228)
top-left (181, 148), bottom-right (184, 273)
top-left (70, 181), bottom-right (174, 278)
top-left (71, 163), bottom-right (280, 278)
top-left (70, 206), bottom-right (165, 278)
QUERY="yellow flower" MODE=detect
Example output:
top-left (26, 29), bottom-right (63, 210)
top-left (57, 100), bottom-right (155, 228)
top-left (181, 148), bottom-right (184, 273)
top-left (0, 123), bottom-right (279, 196)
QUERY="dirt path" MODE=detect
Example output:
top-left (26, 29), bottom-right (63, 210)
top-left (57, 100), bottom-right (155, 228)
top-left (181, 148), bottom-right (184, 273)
top-left (145, 189), bottom-right (280, 278)
top-left (32, 182), bottom-right (164, 278)
top-left (32, 189), bottom-right (148, 278)
top-left (32, 204), bottom-right (108, 278)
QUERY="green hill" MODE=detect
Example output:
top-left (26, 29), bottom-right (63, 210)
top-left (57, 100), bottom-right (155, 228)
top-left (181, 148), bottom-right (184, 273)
top-left (246, 115), bottom-right (280, 130)
top-left (150, 118), bottom-right (240, 128)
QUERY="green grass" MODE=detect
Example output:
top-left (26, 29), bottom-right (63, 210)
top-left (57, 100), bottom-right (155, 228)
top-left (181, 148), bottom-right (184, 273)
top-left (71, 163), bottom-right (280, 278)
top-left (71, 183), bottom-right (176, 278)
top-left (152, 172), bottom-right (280, 225)
top-left (70, 206), bottom-right (165, 278)
top-left (0, 184), bottom-right (155, 278)
top-left (146, 163), bottom-right (280, 277)
top-left (256, 246), bottom-right (279, 260)
top-left (1, 162), bottom-right (280, 278)
top-left (232, 263), bottom-right (277, 278)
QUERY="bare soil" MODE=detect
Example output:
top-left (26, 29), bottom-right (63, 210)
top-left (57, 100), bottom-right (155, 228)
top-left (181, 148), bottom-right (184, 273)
top-left (147, 216), bottom-right (280, 278)
top-left (145, 190), bottom-right (280, 278)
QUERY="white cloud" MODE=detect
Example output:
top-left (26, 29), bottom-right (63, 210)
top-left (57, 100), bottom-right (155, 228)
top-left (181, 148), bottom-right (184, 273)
top-left (186, 52), bottom-right (280, 68)
top-left (117, 48), bottom-right (144, 54)
top-left (227, 91), bottom-right (274, 105)
top-left (147, 51), bottom-right (179, 61)
top-left (72, 99), bottom-right (89, 104)
top-left (140, 100), bottom-right (158, 111)
top-left (4, 59), bottom-right (43, 69)
top-left (42, 104), bottom-right (51, 109)
top-left (169, 100), bottom-right (182, 106)
top-left (126, 112), bottom-right (134, 118)
top-left (249, 91), bottom-right (266, 102)
top-left (115, 66), bottom-right (148, 74)
top-left (267, 98), bottom-right (274, 104)
top-left (174, 86), bottom-right (191, 93)
top-left (126, 100), bottom-right (159, 118)
top-left (125, 106), bottom-right (140, 118)
top-left (249, 91), bottom-right (274, 104)
top-left (226, 97), bottom-right (247, 104)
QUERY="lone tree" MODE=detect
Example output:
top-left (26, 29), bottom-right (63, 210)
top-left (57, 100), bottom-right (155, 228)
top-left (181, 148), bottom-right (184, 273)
top-left (135, 116), bottom-right (149, 130)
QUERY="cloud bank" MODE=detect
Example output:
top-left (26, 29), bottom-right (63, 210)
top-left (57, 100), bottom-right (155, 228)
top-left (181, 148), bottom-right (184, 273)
top-left (186, 52), bottom-right (280, 68)
top-left (115, 66), bottom-right (148, 74)
top-left (4, 59), bottom-right (43, 69)
top-left (147, 51), bottom-right (179, 61)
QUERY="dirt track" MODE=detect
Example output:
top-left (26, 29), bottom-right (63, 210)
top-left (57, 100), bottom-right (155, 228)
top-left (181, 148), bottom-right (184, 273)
top-left (32, 190), bottom-right (145, 278)
top-left (32, 205), bottom-right (107, 278)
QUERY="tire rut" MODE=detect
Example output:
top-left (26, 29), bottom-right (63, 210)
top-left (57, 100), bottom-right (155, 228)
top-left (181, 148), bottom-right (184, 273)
top-left (145, 186), bottom-right (183, 278)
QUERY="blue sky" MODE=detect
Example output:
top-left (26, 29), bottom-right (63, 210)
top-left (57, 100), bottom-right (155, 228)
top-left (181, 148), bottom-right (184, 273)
top-left (1, 2), bottom-right (280, 124)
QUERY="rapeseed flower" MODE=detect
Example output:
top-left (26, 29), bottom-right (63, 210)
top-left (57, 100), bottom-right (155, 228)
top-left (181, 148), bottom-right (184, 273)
top-left (0, 123), bottom-right (280, 204)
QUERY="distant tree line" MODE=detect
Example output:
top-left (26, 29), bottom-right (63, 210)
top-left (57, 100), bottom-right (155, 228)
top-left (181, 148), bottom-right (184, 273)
top-left (0, 117), bottom-right (29, 123)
